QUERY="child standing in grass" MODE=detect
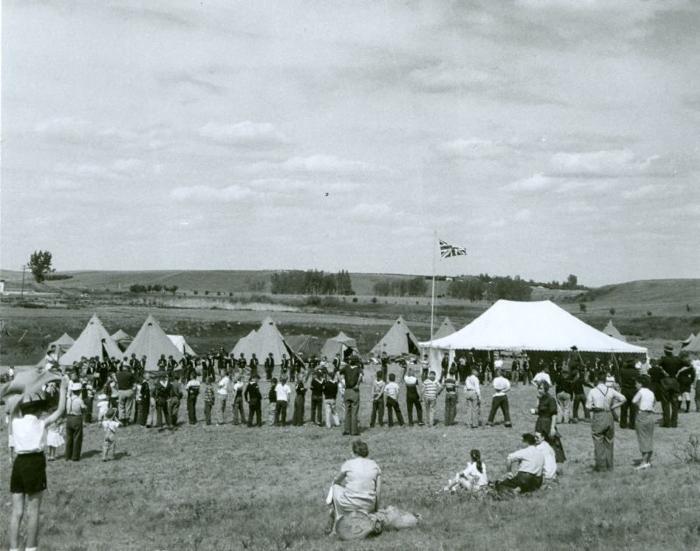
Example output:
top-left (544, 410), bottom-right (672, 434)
top-left (45, 419), bottom-right (64, 462)
top-left (202, 377), bottom-right (215, 426)
top-left (384, 374), bottom-right (404, 427)
top-left (102, 408), bottom-right (120, 461)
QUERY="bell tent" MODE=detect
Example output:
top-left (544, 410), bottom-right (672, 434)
top-left (286, 334), bottom-right (324, 358)
top-left (681, 333), bottom-right (696, 348)
top-left (60, 314), bottom-right (122, 365)
top-left (433, 317), bottom-right (456, 340)
top-left (167, 334), bottom-right (196, 356)
top-left (684, 333), bottom-right (700, 354)
top-left (231, 317), bottom-right (296, 365)
top-left (124, 315), bottom-right (184, 371)
top-left (49, 333), bottom-right (75, 352)
top-left (321, 332), bottom-right (359, 361)
top-left (602, 320), bottom-right (626, 342)
top-left (371, 316), bottom-right (421, 357)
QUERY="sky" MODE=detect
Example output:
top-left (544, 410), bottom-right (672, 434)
top-left (2, 0), bottom-right (699, 287)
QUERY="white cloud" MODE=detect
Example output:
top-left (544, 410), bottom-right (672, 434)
top-left (34, 117), bottom-right (91, 142)
top-left (504, 173), bottom-right (556, 192)
top-left (198, 121), bottom-right (287, 148)
top-left (549, 149), bottom-right (662, 177)
top-left (408, 62), bottom-right (496, 94)
top-left (170, 184), bottom-right (257, 203)
top-left (112, 158), bottom-right (143, 173)
top-left (436, 138), bottom-right (511, 160)
top-left (281, 155), bottom-right (373, 175)
top-left (514, 208), bottom-right (532, 221)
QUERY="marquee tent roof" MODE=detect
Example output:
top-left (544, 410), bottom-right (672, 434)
top-left (602, 320), bottom-right (626, 342)
top-left (60, 314), bottom-right (123, 365)
top-left (321, 332), bottom-right (359, 360)
top-left (124, 315), bottom-right (184, 371)
top-left (167, 334), bottom-right (196, 356)
top-left (433, 317), bottom-right (456, 340)
top-left (420, 300), bottom-right (646, 354)
top-left (371, 316), bottom-right (421, 357)
top-left (231, 317), bottom-right (296, 365)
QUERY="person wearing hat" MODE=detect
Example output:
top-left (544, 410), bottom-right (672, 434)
top-left (101, 408), bottom-right (120, 461)
top-left (64, 381), bottom-right (86, 461)
top-left (586, 372), bottom-right (626, 471)
top-left (632, 375), bottom-right (656, 469)
top-left (244, 374), bottom-right (262, 427)
top-left (340, 361), bottom-right (363, 436)
top-left (7, 376), bottom-right (68, 551)
top-left (655, 344), bottom-right (684, 428)
top-left (264, 353), bottom-right (275, 382)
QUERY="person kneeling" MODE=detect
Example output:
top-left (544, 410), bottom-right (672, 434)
top-left (495, 433), bottom-right (544, 493)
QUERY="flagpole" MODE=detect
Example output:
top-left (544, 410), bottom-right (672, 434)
top-left (430, 230), bottom-right (437, 341)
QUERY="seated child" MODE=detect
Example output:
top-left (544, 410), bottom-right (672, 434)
top-left (443, 449), bottom-right (488, 493)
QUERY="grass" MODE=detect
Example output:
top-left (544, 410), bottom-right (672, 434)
top-left (2, 369), bottom-right (699, 551)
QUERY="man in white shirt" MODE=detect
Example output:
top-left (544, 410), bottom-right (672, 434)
top-left (464, 368), bottom-right (481, 428)
top-left (586, 372), bottom-right (626, 471)
top-left (535, 431), bottom-right (557, 480)
top-left (217, 374), bottom-right (230, 425)
top-left (495, 433), bottom-right (544, 493)
top-left (274, 376), bottom-right (292, 426)
top-left (486, 370), bottom-right (512, 428)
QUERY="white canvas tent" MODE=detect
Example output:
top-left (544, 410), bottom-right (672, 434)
top-left (433, 317), bottom-right (456, 340)
top-left (320, 332), bottom-right (359, 361)
top-left (167, 334), bottom-right (196, 356)
top-left (50, 333), bottom-right (75, 351)
top-left (124, 315), bottom-right (184, 371)
top-left (684, 333), bottom-right (700, 354)
top-left (111, 329), bottom-right (131, 342)
top-left (681, 333), bottom-right (696, 347)
top-left (230, 317), bottom-right (296, 365)
top-left (421, 300), bottom-right (647, 378)
top-left (371, 316), bottom-right (421, 357)
top-left (602, 320), bottom-right (626, 342)
top-left (59, 314), bottom-right (122, 365)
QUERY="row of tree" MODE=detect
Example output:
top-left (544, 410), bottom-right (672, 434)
top-left (448, 275), bottom-right (532, 301)
top-left (373, 277), bottom-right (428, 297)
top-left (270, 269), bottom-right (354, 295)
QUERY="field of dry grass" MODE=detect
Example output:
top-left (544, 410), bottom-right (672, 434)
top-left (2, 367), bottom-right (699, 551)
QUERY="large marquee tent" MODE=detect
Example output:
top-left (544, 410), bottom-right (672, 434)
top-left (60, 314), bottom-right (122, 365)
top-left (420, 300), bottom-right (647, 378)
top-left (124, 315), bottom-right (184, 371)
top-left (231, 317), bottom-right (297, 365)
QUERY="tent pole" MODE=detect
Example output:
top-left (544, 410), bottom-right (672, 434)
top-left (430, 230), bottom-right (437, 341)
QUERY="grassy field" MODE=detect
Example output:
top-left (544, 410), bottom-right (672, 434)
top-left (1, 368), bottom-right (699, 551)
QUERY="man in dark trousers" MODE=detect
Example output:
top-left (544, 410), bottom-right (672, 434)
top-left (244, 374), bottom-right (262, 427)
top-left (619, 361), bottom-right (639, 429)
top-left (264, 353), bottom-right (275, 381)
top-left (656, 344), bottom-right (683, 427)
top-left (340, 361), bottom-right (362, 436)
top-left (310, 369), bottom-right (325, 426)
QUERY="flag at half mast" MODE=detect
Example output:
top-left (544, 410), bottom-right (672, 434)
top-left (439, 239), bottom-right (467, 258)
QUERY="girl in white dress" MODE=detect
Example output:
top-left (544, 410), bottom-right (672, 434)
top-left (443, 449), bottom-right (488, 493)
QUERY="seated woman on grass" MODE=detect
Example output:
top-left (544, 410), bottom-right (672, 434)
top-left (326, 440), bottom-right (381, 532)
top-left (442, 449), bottom-right (488, 494)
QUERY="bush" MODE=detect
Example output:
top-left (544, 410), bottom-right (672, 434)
top-left (371, 297), bottom-right (378, 304)
top-left (609, 307), bottom-right (616, 316)
top-left (579, 303), bottom-right (587, 313)
top-left (352, 297), bottom-right (358, 303)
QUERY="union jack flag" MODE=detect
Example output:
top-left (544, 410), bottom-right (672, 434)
top-left (439, 239), bottom-right (467, 258)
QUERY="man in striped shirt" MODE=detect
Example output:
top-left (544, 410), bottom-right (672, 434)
top-left (422, 371), bottom-right (442, 427)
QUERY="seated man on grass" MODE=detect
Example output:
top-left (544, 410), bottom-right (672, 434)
top-left (495, 433), bottom-right (544, 494)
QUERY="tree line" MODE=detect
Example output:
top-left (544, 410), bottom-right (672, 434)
top-left (448, 274), bottom-right (532, 301)
top-left (129, 284), bottom-right (179, 294)
top-left (373, 277), bottom-right (428, 297)
top-left (270, 269), bottom-right (354, 295)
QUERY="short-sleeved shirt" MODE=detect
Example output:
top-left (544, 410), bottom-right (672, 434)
top-left (384, 381), bottom-right (400, 400)
top-left (12, 416), bottom-right (47, 453)
top-left (632, 387), bottom-right (655, 412)
top-left (275, 383), bottom-right (292, 402)
top-left (507, 445), bottom-right (544, 476)
top-left (340, 457), bottom-right (381, 495)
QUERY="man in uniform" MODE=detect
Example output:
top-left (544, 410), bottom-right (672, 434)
top-left (657, 344), bottom-right (684, 427)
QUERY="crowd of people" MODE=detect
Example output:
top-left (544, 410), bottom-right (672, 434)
top-left (3, 340), bottom-right (699, 547)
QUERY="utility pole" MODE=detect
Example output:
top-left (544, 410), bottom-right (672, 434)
top-left (20, 264), bottom-right (27, 299)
